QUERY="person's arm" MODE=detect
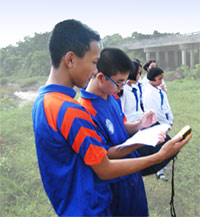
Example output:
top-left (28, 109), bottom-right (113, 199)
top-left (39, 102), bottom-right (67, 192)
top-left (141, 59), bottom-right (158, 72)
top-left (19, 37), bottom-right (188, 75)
top-left (91, 133), bottom-right (192, 180)
top-left (124, 110), bottom-right (157, 136)
top-left (107, 143), bottom-right (143, 159)
top-left (107, 130), bottom-right (166, 159)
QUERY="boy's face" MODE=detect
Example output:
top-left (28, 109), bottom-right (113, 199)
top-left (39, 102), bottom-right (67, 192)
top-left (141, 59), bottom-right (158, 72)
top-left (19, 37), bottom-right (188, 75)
top-left (150, 73), bottom-right (164, 87)
top-left (71, 41), bottom-right (100, 88)
top-left (102, 72), bottom-right (129, 95)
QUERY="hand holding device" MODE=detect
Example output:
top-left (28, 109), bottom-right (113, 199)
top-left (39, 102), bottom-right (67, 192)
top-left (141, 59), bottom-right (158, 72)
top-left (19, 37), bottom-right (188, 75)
top-left (177, 125), bottom-right (192, 141)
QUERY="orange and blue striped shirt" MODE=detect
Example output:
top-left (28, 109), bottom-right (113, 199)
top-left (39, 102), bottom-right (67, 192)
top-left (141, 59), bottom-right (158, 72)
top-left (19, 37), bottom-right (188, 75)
top-left (32, 84), bottom-right (112, 216)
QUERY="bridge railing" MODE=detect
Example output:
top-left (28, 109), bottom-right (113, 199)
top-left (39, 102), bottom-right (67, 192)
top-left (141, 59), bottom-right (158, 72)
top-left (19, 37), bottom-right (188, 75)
top-left (119, 32), bottom-right (200, 50)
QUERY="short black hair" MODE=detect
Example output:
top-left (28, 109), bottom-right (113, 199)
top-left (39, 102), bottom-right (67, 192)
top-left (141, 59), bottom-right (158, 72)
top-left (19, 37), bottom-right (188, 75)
top-left (49, 19), bottom-right (100, 68)
top-left (133, 58), bottom-right (142, 67)
top-left (97, 48), bottom-right (133, 77)
top-left (128, 61), bottom-right (140, 80)
top-left (147, 67), bottom-right (164, 81)
top-left (143, 59), bottom-right (157, 71)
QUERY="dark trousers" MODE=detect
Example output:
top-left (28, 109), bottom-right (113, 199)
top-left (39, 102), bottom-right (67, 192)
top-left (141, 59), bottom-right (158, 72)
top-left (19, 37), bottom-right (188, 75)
top-left (137, 132), bottom-right (176, 176)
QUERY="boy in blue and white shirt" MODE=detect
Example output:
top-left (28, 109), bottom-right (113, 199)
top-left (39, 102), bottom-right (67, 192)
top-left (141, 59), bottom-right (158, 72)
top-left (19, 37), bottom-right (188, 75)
top-left (79, 48), bottom-right (178, 216)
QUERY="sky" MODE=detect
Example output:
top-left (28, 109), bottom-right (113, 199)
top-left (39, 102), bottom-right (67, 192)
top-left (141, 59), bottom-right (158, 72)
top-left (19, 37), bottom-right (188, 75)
top-left (1, 0), bottom-right (200, 48)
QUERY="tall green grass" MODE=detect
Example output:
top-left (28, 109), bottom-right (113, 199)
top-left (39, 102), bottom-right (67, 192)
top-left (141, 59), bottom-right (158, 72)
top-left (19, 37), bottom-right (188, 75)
top-left (0, 78), bottom-right (199, 216)
top-left (144, 79), bottom-right (200, 217)
top-left (0, 103), bottom-right (56, 217)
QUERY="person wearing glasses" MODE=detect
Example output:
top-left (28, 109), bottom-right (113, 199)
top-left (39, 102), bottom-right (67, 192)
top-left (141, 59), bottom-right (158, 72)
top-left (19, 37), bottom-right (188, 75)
top-left (79, 48), bottom-right (149, 216)
top-left (79, 48), bottom-right (174, 216)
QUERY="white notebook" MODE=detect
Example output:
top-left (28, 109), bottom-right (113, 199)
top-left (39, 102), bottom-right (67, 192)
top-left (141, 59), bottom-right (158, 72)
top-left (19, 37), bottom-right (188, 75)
top-left (119, 124), bottom-right (171, 148)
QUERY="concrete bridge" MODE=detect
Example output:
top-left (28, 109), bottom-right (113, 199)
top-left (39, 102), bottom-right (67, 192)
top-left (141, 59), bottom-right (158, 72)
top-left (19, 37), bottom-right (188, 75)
top-left (119, 32), bottom-right (200, 69)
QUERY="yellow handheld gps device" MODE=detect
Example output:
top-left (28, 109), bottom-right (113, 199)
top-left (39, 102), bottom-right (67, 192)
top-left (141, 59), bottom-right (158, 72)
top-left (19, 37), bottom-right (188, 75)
top-left (179, 125), bottom-right (192, 141)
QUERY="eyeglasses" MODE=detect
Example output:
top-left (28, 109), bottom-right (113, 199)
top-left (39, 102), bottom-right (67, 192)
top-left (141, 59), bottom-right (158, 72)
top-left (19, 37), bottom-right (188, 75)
top-left (104, 74), bottom-right (127, 88)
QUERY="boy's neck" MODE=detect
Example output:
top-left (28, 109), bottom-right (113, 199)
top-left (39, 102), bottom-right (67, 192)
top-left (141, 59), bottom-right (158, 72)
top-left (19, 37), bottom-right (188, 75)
top-left (46, 65), bottom-right (74, 88)
top-left (86, 78), bottom-right (108, 100)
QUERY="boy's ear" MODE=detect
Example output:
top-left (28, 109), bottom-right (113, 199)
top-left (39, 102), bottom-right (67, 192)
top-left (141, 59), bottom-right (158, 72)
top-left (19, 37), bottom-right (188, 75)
top-left (63, 52), bottom-right (76, 67)
top-left (96, 72), bottom-right (105, 83)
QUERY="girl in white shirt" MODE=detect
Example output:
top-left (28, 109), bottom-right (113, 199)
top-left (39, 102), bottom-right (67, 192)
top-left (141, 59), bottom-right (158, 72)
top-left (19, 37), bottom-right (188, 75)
top-left (120, 61), bottom-right (144, 122)
top-left (142, 59), bottom-right (167, 93)
top-left (143, 67), bottom-right (174, 181)
top-left (143, 67), bottom-right (174, 126)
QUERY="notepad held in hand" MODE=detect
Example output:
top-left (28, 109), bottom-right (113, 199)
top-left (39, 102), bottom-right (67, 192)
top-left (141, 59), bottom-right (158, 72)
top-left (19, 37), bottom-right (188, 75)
top-left (119, 124), bottom-right (171, 148)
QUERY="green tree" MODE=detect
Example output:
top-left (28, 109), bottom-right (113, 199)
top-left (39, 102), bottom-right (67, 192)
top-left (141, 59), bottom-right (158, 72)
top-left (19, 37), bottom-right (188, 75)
top-left (1, 32), bottom-right (50, 79)
top-left (103, 34), bottom-right (123, 47)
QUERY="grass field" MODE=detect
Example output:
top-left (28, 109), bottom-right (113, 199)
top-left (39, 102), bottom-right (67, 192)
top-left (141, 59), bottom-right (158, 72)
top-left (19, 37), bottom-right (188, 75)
top-left (0, 76), bottom-right (199, 217)
top-left (144, 79), bottom-right (200, 217)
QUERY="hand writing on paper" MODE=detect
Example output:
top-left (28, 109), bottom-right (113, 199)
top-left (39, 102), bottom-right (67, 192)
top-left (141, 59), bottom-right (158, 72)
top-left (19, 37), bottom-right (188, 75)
top-left (139, 110), bottom-right (157, 129)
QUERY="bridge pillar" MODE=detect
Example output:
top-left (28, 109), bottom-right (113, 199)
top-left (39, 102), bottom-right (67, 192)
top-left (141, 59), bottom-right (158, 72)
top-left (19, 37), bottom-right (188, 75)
top-left (164, 51), bottom-right (169, 67)
top-left (174, 50), bottom-right (179, 68)
top-left (146, 52), bottom-right (150, 60)
top-left (156, 51), bottom-right (160, 61)
top-left (181, 49), bottom-right (187, 66)
top-left (190, 49), bottom-right (195, 68)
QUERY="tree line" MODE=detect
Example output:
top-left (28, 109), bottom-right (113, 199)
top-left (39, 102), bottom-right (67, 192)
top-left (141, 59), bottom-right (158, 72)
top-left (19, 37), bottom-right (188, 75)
top-left (0, 31), bottom-right (179, 79)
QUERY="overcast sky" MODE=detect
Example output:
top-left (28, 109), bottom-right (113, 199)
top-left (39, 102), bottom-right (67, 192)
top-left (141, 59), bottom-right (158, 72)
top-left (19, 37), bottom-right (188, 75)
top-left (1, 0), bottom-right (200, 48)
